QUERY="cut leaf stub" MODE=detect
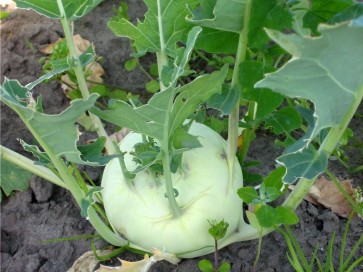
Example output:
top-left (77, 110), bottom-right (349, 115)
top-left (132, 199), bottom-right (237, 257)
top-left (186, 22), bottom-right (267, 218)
top-left (256, 21), bottom-right (363, 183)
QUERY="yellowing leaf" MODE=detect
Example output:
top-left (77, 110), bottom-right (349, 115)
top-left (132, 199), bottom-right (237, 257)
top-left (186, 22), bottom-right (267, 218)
top-left (305, 176), bottom-right (357, 218)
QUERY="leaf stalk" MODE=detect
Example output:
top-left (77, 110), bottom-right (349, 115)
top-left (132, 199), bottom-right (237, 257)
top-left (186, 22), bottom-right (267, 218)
top-left (227, 0), bottom-right (252, 174)
top-left (56, 0), bottom-right (116, 155)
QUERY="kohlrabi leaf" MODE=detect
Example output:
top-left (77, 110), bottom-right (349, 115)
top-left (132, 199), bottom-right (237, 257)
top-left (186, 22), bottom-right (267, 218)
top-left (172, 127), bottom-right (202, 150)
top-left (207, 84), bottom-right (239, 115)
top-left (240, 61), bottom-right (284, 122)
top-left (169, 65), bottom-right (228, 133)
top-left (329, 3), bottom-right (363, 24)
top-left (187, 0), bottom-right (247, 33)
top-left (289, 0), bottom-right (311, 36)
top-left (92, 66), bottom-right (228, 141)
top-left (26, 58), bottom-right (72, 90)
top-left (14, 0), bottom-right (102, 21)
top-left (0, 79), bottom-right (102, 165)
top-left (279, 146), bottom-right (329, 183)
top-left (256, 22), bottom-right (363, 183)
top-left (303, 0), bottom-right (354, 34)
top-left (26, 45), bottom-right (96, 90)
top-left (162, 26), bottom-right (202, 86)
top-left (108, 0), bottom-right (198, 56)
top-left (20, 140), bottom-right (53, 167)
top-left (78, 137), bottom-right (117, 165)
top-left (264, 107), bottom-right (302, 135)
top-left (194, 28), bottom-right (238, 54)
top-left (249, 0), bottom-right (292, 50)
top-left (0, 158), bottom-right (32, 198)
top-left (80, 186), bottom-right (102, 218)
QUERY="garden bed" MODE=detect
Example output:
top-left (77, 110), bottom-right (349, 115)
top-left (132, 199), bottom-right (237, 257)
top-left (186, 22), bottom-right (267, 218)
top-left (1, 1), bottom-right (362, 271)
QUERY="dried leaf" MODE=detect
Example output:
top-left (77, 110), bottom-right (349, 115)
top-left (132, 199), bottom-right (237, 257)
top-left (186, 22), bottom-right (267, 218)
top-left (305, 176), bottom-right (356, 218)
top-left (95, 248), bottom-right (180, 272)
top-left (41, 34), bottom-right (104, 94)
top-left (67, 250), bottom-right (112, 272)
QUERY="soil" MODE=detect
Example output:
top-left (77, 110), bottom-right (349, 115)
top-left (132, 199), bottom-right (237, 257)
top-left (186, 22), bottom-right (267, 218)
top-left (1, 1), bottom-right (362, 271)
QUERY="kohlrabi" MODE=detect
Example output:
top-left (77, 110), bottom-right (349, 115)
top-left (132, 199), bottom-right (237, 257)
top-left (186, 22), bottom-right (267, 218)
top-left (1, 0), bottom-right (363, 270)
top-left (102, 122), bottom-right (243, 257)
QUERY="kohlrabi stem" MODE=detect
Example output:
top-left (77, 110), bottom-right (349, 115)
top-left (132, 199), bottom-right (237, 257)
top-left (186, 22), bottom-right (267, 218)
top-left (56, 0), bottom-right (116, 155)
top-left (154, 0), bottom-right (182, 217)
top-left (0, 145), bottom-right (67, 189)
top-left (283, 84), bottom-right (363, 211)
top-left (156, 0), bottom-right (167, 91)
top-left (227, 0), bottom-right (252, 174)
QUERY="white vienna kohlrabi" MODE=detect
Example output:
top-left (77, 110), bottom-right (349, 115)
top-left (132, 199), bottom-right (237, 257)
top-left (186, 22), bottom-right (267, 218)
top-left (101, 122), bottom-right (243, 257)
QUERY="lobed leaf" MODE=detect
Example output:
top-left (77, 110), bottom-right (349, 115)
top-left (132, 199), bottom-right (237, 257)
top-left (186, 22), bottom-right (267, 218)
top-left (0, 79), bottom-right (106, 165)
top-left (256, 21), bottom-right (363, 183)
top-left (108, 0), bottom-right (198, 57)
top-left (303, 0), bottom-right (354, 34)
top-left (264, 107), bottom-right (302, 135)
top-left (92, 66), bottom-right (228, 141)
top-left (14, 0), bottom-right (102, 21)
top-left (248, 0), bottom-right (292, 50)
top-left (240, 61), bottom-right (284, 122)
top-left (187, 0), bottom-right (247, 33)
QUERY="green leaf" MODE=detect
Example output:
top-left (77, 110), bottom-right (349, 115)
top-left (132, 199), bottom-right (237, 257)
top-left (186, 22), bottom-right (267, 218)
top-left (262, 167), bottom-right (285, 190)
top-left (145, 80), bottom-right (160, 93)
top-left (78, 137), bottom-right (117, 166)
top-left (256, 22), bottom-right (363, 183)
top-left (208, 219), bottom-right (229, 241)
top-left (279, 146), bottom-right (329, 184)
top-left (80, 186), bottom-right (102, 218)
top-left (14, 0), bottom-right (102, 21)
top-left (27, 45), bottom-right (96, 90)
top-left (93, 66), bottom-right (227, 142)
top-left (249, 0), bottom-right (292, 50)
top-left (1, 79), bottom-right (100, 165)
top-left (195, 28), bottom-right (239, 54)
top-left (187, 0), bottom-right (247, 33)
top-left (237, 186), bottom-right (259, 204)
top-left (240, 61), bottom-right (284, 122)
top-left (245, 210), bottom-right (262, 230)
top-left (198, 259), bottom-right (214, 272)
top-left (256, 205), bottom-right (277, 228)
top-left (330, 3), bottom-right (363, 24)
top-left (0, 158), bottom-right (31, 198)
top-left (20, 140), bottom-right (53, 167)
top-left (207, 84), bottom-right (240, 115)
top-left (169, 65), bottom-right (228, 133)
top-left (261, 186), bottom-right (281, 202)
top-left (108, 0), bottom-right (198, 56)
top-left (161, 26), bottom-right (203, 86)
top-left (172, 127), bottom-right (202, 150)
top-left (275, 206), bottom-right (299, 225)
top-left (124, 58), bottom-right (137, 71)
top-left (303, 0), bottom-right (354, 34)
top-left (264, 107), bottom-right (302, 135)
top-left (289, 0), bottom-right (311, 36)
top-left (218, 262), bottom-right (231, 272)
top-left (0, 11), bottom-right (10, 20)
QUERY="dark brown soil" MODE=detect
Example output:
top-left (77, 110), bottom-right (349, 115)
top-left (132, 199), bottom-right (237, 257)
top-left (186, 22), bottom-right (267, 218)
top-left (1, 1), bottom-right (362, 271)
